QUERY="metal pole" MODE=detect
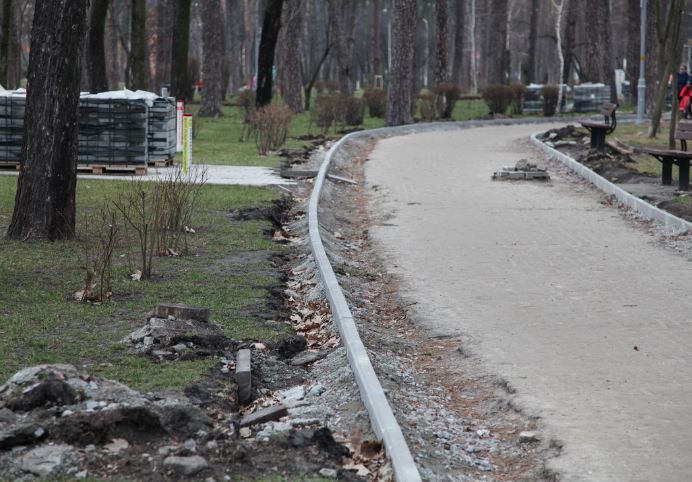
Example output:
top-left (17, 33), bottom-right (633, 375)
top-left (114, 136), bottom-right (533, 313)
top-left (637, 0), bottom-right (647, 124)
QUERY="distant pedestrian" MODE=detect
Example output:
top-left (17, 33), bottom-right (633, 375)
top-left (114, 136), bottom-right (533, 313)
top-left (677, 64), bottom-right (689, 98)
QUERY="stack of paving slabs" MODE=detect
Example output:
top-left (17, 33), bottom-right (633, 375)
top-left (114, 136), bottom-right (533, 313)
top-left (0, 89), bottom-right (26, 164)
top-left (492, 159), bottom-right (550, 181)
top-left (147, 96), bottom-right (176, 164)
top-left (573, 83), bottom-right (611, 112)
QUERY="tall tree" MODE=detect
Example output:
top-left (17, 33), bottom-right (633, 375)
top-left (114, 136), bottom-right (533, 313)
top-left (87, 0), bottom-right (110, 93)
top-left (199, 0), bottom-right (225, 117)
top-left (561, 1), bottom-right (577, 86)
top-left (278, 0), bottom-right (304, 113)
top-left (155, 0), bottom-right (174, 91)
top-left (170, 0), bottom-right (193, 101)
top-left (553, 0), bottom-right (568, 113)
top-left (8, 0), bottom-right (89, 241)
top-left (625, 0), bottom-right (640, 104)
top-left (451, 0), bottom-right (465, 85)
top-left (0, 0), bottom-right (12, 88)
top-left (130, 0), bottom-right (147, 89)
top-left (582, 0), bottom-right (616, 101)
top-left (328, 0), bottom-right (356, 95)
top-left (487, 0), bottom-right (508, 84)
top-left (256, 0), bottom-right (285, 107)
top-left (526, 0), bottom-right (539, 84)
top-left (385, 0), bottom-right (417, 126)
top-left (372, 0), bottom-right (382, 80)
top-left (648, 0), bottom-right (684, 138)
top-left (433, 0), bottom-right (449, 86)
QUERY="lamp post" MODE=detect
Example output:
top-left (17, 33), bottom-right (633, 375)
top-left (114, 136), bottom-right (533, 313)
top-left (636, 0), bottom-right (647, 124)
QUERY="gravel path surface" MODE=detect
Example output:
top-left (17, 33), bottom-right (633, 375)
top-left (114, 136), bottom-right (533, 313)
top-left (366, 123), bottom-right (692, 482)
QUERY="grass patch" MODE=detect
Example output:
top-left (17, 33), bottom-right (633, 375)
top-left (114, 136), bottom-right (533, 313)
top-left (0, 176), bottom-right (290, 390)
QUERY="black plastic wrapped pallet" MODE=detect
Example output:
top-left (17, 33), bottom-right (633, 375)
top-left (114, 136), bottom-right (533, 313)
top-left (147, 98), bottom-right (176, 161)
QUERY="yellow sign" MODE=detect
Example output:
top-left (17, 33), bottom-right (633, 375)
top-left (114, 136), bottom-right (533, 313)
top-left (182, 114), bottom-right (192, 175)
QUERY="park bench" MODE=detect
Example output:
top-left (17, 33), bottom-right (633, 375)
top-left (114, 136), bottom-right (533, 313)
top-left (580, 102), bottom-right (618, 150)
top-left (638, 121), bottom-right (692, 191)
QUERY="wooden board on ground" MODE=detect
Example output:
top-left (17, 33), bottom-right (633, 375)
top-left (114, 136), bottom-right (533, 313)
top-left (0, 160), bottom-right (20, 170)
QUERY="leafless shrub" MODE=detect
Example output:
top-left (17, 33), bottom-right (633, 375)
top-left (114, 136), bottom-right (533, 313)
top-left (77, 205), bottom-right (119, 303)
top-left (482, 84), bottom-right (513, 115)
top-left (436, 82), bottom-right (463, 119)
top-left (417, 92), bottom-right (437, 122)
top-left (157, 167), bottom-right (207, 254)
top-left (253, 104), bottom-right (293, 155)
top-left (311, 93), bottom-right (340, 134)
top-left (509, 83), bottom-right (528, 115)
top-left (542, 85), bottom-right (559, 116)
top-left (363, 88), bottom-right (386, 118)
top-left (323, 80), bottom-right (340, 93)
top-left (338, 95), bottom-right (365, 127)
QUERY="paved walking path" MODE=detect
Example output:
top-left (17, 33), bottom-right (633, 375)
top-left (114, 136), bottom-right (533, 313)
top-left (0, 164), bottom-right (292, 186)
top-left (366, 124), bottom-right (692, 482)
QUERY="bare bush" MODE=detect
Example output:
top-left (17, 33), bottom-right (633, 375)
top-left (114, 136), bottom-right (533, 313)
top-left (77, 205), bottom-right (119, 303)
top-left (338, 95), bottom-right (365, 127)
top-left (509, 83), bottom-right (528, 115)
top-left (542, 85), bottom-right (559, 116)
top-left (436, 83), bottom-right (463, 119)
top-left (363, 88), bottom-right (386, 118)
top-left (311, 93), bottom-right (340, 134)
top-left (253, 104), bottom-right (293, 155)
top-left (481, 84), bottom-right (513, 115)
top-left (417, 92), bottom-right (437, 122)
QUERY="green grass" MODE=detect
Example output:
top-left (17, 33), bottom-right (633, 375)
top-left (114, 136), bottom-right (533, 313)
top-left (0, 176), bottom-right (290, 390)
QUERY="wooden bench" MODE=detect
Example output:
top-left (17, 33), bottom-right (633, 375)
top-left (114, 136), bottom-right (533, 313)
top-left (580, 102), bottom-right (618, 150)
top-left (638, 121), bottom-right (692, 191)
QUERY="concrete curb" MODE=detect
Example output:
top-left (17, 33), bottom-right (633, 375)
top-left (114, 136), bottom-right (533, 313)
top-left (530, 132), bottom-right (692, 234)
top-left (309, 131), bottom-right (422, 482)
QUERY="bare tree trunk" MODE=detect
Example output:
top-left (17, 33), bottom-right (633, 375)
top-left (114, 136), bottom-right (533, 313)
top-left (527, 0), bottom-right (539, 84)
top-left (130, 0), bottom-right (146, 89)
top-left (278, 0), bottom-right (303, 112)
top-left (582, 0), bottom-right (616, 101)
top-left (433, 0), bottom-right (449, 86)
top-left (625, 0), bottom-right (640, 103)
top-left (469, 0), bottom-right (477, 91)
top-left (561, 0), bottom-right (576, 86)
top-left (88, 0), bottom-right (110, 93)
top-left (8, 0), bottom-right (89, 241)
top-left (170, 0), bottom-right (193, 100)
top-left (226, 0), bottom-right (245, 94)
top-left (553, 0), bottom-right (568, 113)
top-left (199, 0), bottom-right (225, 116)
top-left (328, 0), bottom-right (356, 95)
top-left (451, 0), bottom-right (465, 85)
top-left (648, 0), bottom-right (684, 138)
top-left (155, 0), bottom-right (174, 91)
top-left (6, 0), bottom-right (20, 89)
top-left (372, 0), bottom-right (381, 79)
top-left (385, 0), bottom-right (416, 126)
top-left (0, 0), bottom-right (12, 87)
top-left (256, 0), bottom-right (284, 107)
top-left (487, 0), bottom-right (508, 84)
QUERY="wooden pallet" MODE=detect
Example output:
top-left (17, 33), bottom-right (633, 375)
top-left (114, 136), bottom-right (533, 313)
top-left (148, 157), bottom-right (173, 167)
top-left (78, 164), bottom-right (148, 176)
top-left (0, 160), bottom-right (20, 170)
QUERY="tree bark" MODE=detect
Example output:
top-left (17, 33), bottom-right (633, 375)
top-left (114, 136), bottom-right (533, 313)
top-left (527, 0), bottom-right (539, 84)
top-left (328, 0), bottom-right (356, 95)
top-left (385, 0), bottom-right (416, 126)
top-left (0, 0), bottom-right (12, 88)
top-left (278, 0), bottom-right (303, 112)
top-left (7, 0), bottom-right (89, 241)
top-left (487, 0), bottom-right (508, 84)
top-left (130, 0), bottom-right (146, 89)
top-left (433, 0), bottom-right (449, 86)
top-left (625, 0), bottom-right (640, 103)
top-left (88, 0), bottom-right (110, 93)
top-left (155, 0), bottom-right (174, 91)
top-left (372, 0), bottom-right (381, 79)
top-left (170, 0), bottom-right (193, 101)
top-left (199, 0), bottom-right (225, 117)
top-left (582, 0), bottom-right (616, 101)
top-left (561, 0), bottom-right (576, 86)
top-left (256, 0), bottom-right (284, 108)
top-left (451, 0), bottom-right (465, 85)
top-left (648, 0), bottom-right (684, 138)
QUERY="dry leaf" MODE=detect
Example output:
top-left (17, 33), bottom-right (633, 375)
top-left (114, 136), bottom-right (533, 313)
top-left (343, 462), bottom-right (370, 477)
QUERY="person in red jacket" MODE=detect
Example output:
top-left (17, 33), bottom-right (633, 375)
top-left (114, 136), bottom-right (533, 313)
top-left (680, 79), bottom-right (692, 119)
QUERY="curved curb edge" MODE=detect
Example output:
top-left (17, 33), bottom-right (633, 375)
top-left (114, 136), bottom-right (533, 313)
top-left (308, 131), bottom-right (422, 482)
top-left (530, 133), bottom-right (692, 234)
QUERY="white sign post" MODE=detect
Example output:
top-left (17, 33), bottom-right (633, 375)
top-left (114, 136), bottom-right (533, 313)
top-left (176, 100), bottom-right (184, 152)
top-left (182, 114), bottom-right (192, 175)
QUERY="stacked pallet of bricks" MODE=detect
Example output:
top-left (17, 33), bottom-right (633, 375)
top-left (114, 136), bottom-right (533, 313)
top-left (522, 85), bottom-right (543, 114)
top-left (573, 83), bottom-right (611, 113)
top-left (78, 97), bottom-right (149, 173)
top-left (0, 90), bottom-right (25, 167)
top-left (147, 97), bottom-right (176, 166)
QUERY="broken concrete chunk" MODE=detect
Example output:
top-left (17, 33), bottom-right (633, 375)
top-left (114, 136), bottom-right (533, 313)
top-left (19, 444), bottom-right (74, 477)
top-left (519, 431), bottom-right (539, 443)
top-left (239, 404), bottom-right (288, 427)
top-left (236, 349), bottom-right (252, 405)
top-left (163, 455), bottom-right (209, 475)
top-left (155, 303), bottom-right (210, 323)
top-left (290, 350), bottom-right (328, 366)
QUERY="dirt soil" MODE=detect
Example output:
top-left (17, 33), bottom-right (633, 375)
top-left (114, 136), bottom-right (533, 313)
top-left (314, 137), bottom-right (560, 481)
top-left (539, 125), bottom-right (692, 222)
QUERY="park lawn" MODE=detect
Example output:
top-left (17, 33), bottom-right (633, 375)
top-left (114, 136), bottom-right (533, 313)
top-left (0, 176), bottom-right (290, 392)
